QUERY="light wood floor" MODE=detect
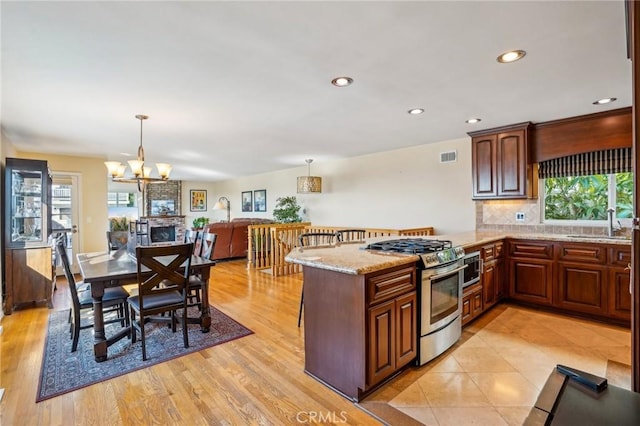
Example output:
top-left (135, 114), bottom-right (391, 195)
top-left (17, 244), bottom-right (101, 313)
top-left (0, 260), bottom-right (384, 425)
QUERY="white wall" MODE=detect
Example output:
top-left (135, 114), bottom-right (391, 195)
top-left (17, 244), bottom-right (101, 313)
top-left (182, 137), bottom-right (475, 235)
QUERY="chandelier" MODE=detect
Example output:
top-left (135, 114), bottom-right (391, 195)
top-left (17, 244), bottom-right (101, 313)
top-left (104, 114), bottom-right (172, 192)
top-left (297, 159), bottom-right (322, 193)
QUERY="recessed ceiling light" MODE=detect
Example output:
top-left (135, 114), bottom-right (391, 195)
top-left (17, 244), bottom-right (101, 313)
top-left (466, 118), bottom-right (482, 124)
top-left (408, 108), bottom-right (424, 115)
top-left (497, 50), bottom-right (526, 63)
top-left (331, 76), bottom-right (353, 87)
top-left (593, 97), bottom-right (617, 105)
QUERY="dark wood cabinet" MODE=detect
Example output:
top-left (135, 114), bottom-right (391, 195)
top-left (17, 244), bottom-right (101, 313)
top-left (504, 239), bottom-right (631, 325)
top-left (367, 290), bottom-right (417, 387)
top-left (556, 242), bottom-right (607, 316)
top-left (508, 239), bottom-right (555, 306)
top-left (557, 262), bottom-right (607, 315)
top-left (608, 267), bottom-right (632, 321)
top-left (4, 247), bottom-right (54, 314)
top-left (4, 158), bottom-right (54, 314)
top-left (470, 122), bottom-right (535, 199)
top-left (607, 246), bottom-right (632, 321)
top-left (302, 262), bottom-right (416, 402)
top-left (462, 282), bottom-right (483, 326)
top-left (482, 241), bottom-right (504, 310)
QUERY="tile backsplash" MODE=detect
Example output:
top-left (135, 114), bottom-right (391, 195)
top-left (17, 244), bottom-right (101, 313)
top-left (476, 199), bottom-right (631, 237)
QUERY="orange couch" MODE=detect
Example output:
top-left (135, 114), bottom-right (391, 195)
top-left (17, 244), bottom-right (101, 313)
top-left (203, 218), bottom-right (273, 260)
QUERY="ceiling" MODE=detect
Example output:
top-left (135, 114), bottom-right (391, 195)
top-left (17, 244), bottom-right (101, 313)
top-left (1, 1), bottom-right (631, 181)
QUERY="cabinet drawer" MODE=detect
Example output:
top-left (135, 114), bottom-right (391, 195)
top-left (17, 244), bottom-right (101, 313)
top-left (482, 241), bottom-right (504, 261)
top-left (367, 265), bottom-right (416, 305)
top-left (609, 246), bottom-right (631, 267)
top-left (508, 240), bottom-right (554, 259)
top-left (558, 243), bottom-right (606, 264)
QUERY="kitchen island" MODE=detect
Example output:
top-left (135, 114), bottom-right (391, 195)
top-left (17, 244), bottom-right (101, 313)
top-left (286, 231), bottom-right (631, 401)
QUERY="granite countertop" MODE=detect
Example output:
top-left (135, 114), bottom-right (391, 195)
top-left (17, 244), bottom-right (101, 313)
top-left (285, 231), bottom-right (631, 275)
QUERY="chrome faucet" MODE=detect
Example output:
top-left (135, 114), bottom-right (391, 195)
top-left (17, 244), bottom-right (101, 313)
top-left (607, 208), bottom-right (622, 237)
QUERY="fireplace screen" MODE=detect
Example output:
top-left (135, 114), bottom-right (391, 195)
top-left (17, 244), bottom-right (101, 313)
top-left (150, 226), bottom-right (176, 243)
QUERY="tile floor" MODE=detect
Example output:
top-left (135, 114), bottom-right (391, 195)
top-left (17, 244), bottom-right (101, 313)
top-left (386, 305), bottom-right (631, 425)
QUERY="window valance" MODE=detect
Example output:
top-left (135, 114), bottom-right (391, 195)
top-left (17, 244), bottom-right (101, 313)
top-left (538, 147), bottom-right (632, 179)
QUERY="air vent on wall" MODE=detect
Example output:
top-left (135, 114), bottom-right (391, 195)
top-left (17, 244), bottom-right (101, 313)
top-left (440, 150), bottom-right (457, 163)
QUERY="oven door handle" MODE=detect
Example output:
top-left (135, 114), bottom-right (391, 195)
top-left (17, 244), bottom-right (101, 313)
top-left (429, 264), bottom-right (467, 280)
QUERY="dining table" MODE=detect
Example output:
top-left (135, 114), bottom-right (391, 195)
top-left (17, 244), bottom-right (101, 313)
top-left (77, 248), bottom-right (216, 362)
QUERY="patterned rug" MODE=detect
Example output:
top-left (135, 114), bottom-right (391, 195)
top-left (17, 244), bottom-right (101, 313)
top-left (37, 307), bottom-right (253, 402)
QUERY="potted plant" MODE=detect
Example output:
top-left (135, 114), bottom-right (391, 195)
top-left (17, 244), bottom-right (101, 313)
top-left (108, 216), bottom-right (130, 249)
top-left (192, 216), bottom-right (209, 230)
top-left (272, 196), bottom-right (302, 223)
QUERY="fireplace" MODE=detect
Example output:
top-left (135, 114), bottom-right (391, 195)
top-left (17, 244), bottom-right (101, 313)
top-left (139, 215), bottom-right (186, 243)
top-left (150, 226), bottom-right (176, 243)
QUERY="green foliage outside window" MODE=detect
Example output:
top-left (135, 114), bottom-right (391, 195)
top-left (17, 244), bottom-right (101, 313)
top-left (544, 172), bottom-right (633, 220)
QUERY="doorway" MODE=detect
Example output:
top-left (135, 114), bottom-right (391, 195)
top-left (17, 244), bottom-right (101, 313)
top-left (51, 173), bottom-right (82, 275)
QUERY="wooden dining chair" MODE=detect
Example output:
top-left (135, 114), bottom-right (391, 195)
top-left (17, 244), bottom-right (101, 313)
top-left (128, 242), bottom-right (194, 361)
top-left (298, 232), bottom-right (337, 248)
top-left (55, 238), bottom-right (130, 352)
top-left (296, 232), bottom-right (338, 327)
top-left (184, 229), bottom-right (202, 254)
top-left (186, 232), bottom-right (217, 311)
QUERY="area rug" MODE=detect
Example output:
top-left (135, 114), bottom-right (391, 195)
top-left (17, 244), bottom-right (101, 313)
top-left (37, 307), bottom-right (253, 402)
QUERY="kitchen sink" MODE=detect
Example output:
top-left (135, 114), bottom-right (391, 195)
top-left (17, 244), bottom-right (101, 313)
top-left (565, 234), bottom-right (630, 240)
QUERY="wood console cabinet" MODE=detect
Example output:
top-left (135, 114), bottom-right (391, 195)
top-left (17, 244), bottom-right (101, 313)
top-left (302, 262), bottom-right (417, 401)
top-left (469, 122), bottom-right (535, 199)
top-left (4, 247), bottom-right (54, 314)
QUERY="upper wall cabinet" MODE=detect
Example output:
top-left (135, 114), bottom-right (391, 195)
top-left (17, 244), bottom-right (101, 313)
top-left (469, 122), bottom-right (536, 200)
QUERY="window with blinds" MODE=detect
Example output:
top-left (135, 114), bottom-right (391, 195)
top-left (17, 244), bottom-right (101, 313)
top-left (541, 148), bottom-right (633, 222)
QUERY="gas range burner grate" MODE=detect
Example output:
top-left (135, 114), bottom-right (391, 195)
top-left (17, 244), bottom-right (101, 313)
top-left (365, 238), bottom-right (453, 254)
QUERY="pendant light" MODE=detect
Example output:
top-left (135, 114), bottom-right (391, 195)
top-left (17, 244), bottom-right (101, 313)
top-left (297, 159), bottom-right (322, 193)
top-left (104, 114), bottom-right (172, 192)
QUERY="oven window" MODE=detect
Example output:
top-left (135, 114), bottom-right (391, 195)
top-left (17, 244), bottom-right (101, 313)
top-left (431, 272), bottom-right (460, 324)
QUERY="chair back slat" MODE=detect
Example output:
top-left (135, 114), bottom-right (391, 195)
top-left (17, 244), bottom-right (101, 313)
top-left (184, 229), bottom-right (202, 254)
top-left (200, 232), bottom-right (217, 259)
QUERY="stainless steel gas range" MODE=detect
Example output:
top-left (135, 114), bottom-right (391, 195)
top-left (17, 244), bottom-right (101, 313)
top-left (364, 238), bottom-right (466, 365)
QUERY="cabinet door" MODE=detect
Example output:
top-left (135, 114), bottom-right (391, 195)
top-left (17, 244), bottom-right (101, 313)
top-left (5, 247), bottom-right (53, 314)
top-left (608, 267), bottom-right (631, 321)
top-left (509, 258), bottom-right (554, 305)
top-left (471, 134), bottom-right (497, 198)
top-left (557, 262), bottom-right (607, 315)
top-left (395, 291), bottom-right (417, 368)
top-left (367, 299), bottom-right (396, 386)
top-left (496, 129), bottom-right (527, 197)
top-left (462, 295), bottom-right (472, 325)
top-left (483, 259), bottom-right (497, 309)
top-left (472, 291), bottom-right (483, 316)
top-left (495, 258), bottom-right (504, 300)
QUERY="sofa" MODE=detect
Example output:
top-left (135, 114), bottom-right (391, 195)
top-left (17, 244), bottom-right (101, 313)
top-left (203, 218), bottom-right (274, 261)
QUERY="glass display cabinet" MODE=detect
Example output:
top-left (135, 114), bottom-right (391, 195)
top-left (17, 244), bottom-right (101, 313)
top-left (5, 158), bottom-right (51, 247)
top-left (4, 157), bottom-right (53, 314)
